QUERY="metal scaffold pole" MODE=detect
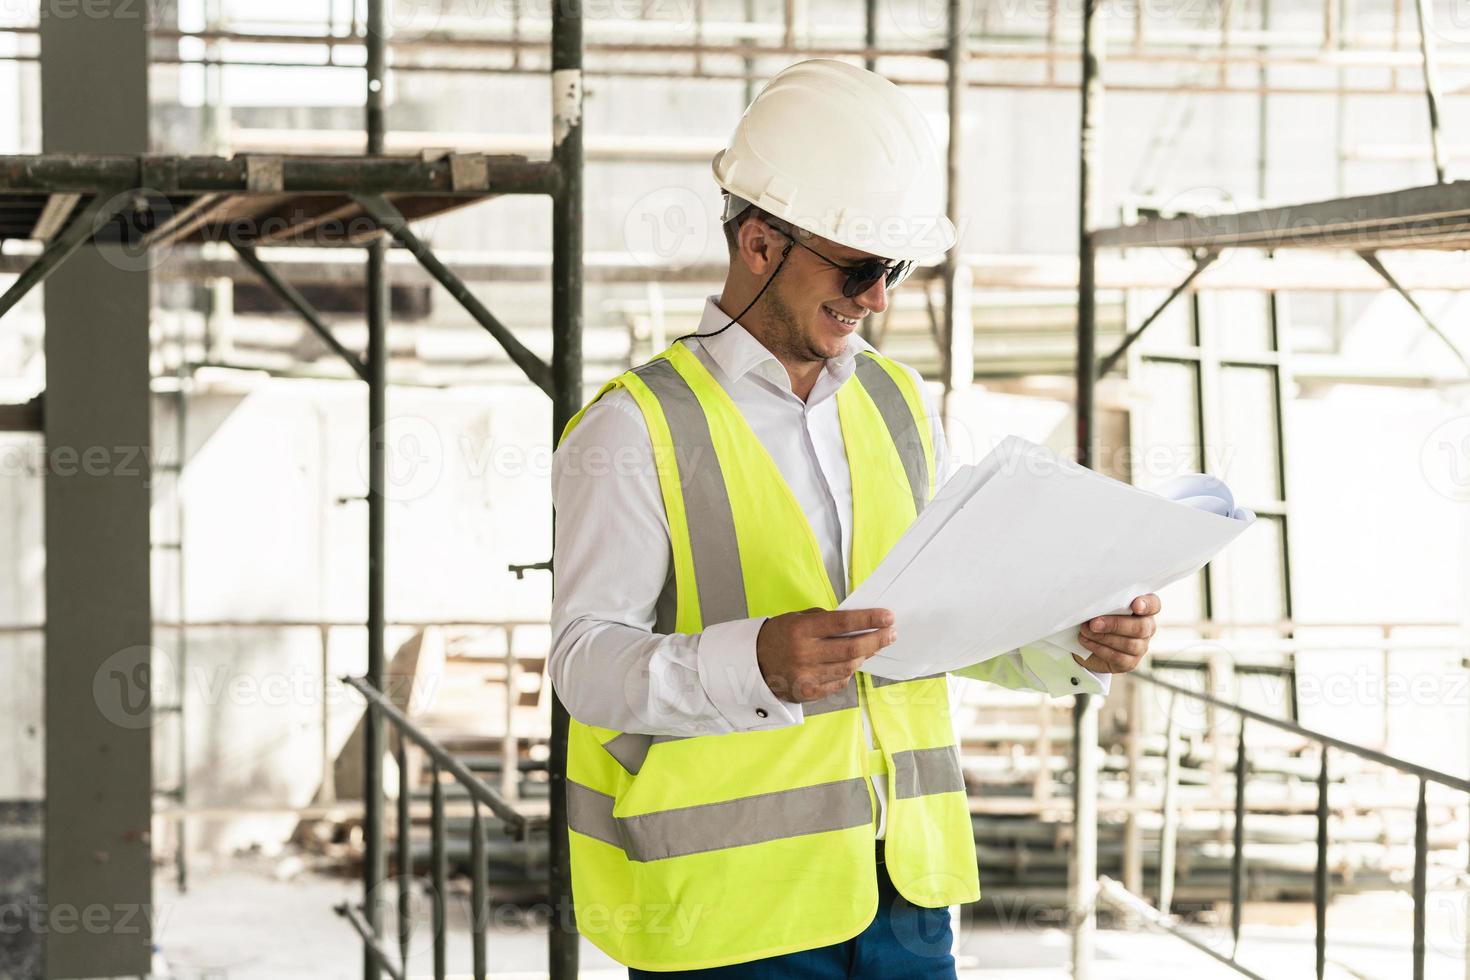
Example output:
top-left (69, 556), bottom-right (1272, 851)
top-left (549, 1), bottom-right (584, 977)
top-left (1076, 0), bottom-right (1101, 474)
top-left (1072, 0), bottom-right (1104, 977)
top-left (941, 0), bottom-right (972, 425)
top-left (1411, 0), bottom-right (1449, 183)
top-left (363, 0), bottom-right (388, 975)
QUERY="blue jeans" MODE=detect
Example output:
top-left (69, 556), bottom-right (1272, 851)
top-left (628, 851), bottom-right (956, 979)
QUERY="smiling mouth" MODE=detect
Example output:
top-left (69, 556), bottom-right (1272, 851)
top-left (822, 305), bottom-right (862, 326)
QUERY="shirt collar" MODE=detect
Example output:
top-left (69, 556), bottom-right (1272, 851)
top-left (691, 295), bottom-right (874, 390)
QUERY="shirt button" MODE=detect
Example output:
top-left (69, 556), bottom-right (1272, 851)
top-left (756, 708), bottom-right (768, 719)
top-left (1070, 677), bottom-right (1080, 686)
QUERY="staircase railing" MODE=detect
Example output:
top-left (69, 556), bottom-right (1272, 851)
top-left (1079, 667), bottom-right (1470, 980)
top-left (335, 674), bottom-right (538, 980)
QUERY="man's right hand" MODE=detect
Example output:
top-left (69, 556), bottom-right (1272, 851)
top-left (755, 608), bottom-right (898, 703)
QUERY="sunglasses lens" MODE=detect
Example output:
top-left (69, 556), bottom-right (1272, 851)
top-left (843, 261), bottom-right (891, 298)
top-left (888, 260), bottom-right (915, 289)
top-left (842, 260), bottom-right (916, 297)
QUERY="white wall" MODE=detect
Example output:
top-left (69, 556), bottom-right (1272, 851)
top-left (146, 377), bottom-right (555, 852)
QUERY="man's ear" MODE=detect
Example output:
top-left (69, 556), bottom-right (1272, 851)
top-left (737, 216), bottom-right (782, 276)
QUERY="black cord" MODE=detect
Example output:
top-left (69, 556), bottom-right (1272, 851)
top-left (678, 239), bottom-right (794, 342)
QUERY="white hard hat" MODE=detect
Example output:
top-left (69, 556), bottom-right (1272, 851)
top-left (712, 59), bottom-right (956, 262)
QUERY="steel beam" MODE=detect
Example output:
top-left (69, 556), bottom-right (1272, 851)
top-left (1314, 750), bottom-right (1329, 979)
top-left (1122, 681), bottom-right (1143, 895)
top-left (1093, 179), bottom-right (1470, 251)
top-left (1231, 722), bottom-right (1247, 955)
top-left (1098, 249), bottom-right (1219, 377)
top-left (742, 0), bottom-right (758, 104)
top-left (864, 0), bottom-right (878, 73)
top-left (26, 22), bottom-right (1470, 72)
top-left (396, 737), bottom-right (411, 973)
top-left (351, 193), bottom-right (555, 396)
top-left (0, 153), bottom-right (555, 195)
top-left (1159, 694), bottom-right (1182, 916)
top-left (24, 247), bottom-right (1464, 291)
top-left (941, 0), bottom-right (971, 423)
top-left (1358, 249), bottom-right (1470, 375)
top-left (1071, 689), bottom-right (1100, 980)
top-left (548, 5), bottom-right (584, 979)
top-left (7, 49), bottom-right (1468, 97)
top-left (363, 1), bottom-right (388, 976)
top-left (0, 188), bottom-right (132, 320)
top-left (470, 800), bottom-right (487, 980)
top-left (1414, 778), bottom-right (1429, 980)
top-left (1076, 0), bottom-right (1103, 468)
top-left (431, 762), bottom-right (447, 980)
top-left (230, 243), bottom-right (370, 381)
top-left (30, 192), bottom-right (80, 240)
top-left (363, 227), bottom-right (388, 980)
top-left (1412, 0), bottom-right (1449, 182)
top-left (1072, 2), bottom-right (1103, 974)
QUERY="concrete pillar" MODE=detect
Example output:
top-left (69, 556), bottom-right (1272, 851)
top-left (40, 2), bottom-right (153, 976)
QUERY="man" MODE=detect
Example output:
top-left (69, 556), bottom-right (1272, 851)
top-left (550, 59), bottom-right (1160, 978)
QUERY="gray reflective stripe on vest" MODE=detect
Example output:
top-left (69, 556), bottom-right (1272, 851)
top-left (870, 671), bottom-right (946, 689)
top-left (853, 354), bottom-right (930, 515)
top-left (805, 677), bottom-right (858, 717)
top-left (601, 733), bottom-right (654, 775)
top-left (567, 777), bottom-right (873, 862)
top-left (631, 357), bottom-right (748, 627)
top-left (566, 781), bottom-right (623, 849)
top-left (601, 681), bottom-right (857, 776)
top-left (601, 732), bottom-right (685, 776)
top-left (891, 745), bottom-right (965, 799)
top-left (652, 561), bottom-right (677, 634)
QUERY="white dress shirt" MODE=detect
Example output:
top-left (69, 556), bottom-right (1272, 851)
top-left (550, 295), bottom-right (1109, 837)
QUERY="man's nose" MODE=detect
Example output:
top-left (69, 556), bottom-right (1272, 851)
top-left (855, 276), bottom-right (889, 315)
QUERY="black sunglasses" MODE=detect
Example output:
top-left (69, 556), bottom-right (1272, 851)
top-left (785, 235), bottom-right (915, 299)
top-left (728, 205), bottom-right (916, 298)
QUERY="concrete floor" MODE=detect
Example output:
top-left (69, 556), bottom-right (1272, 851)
top-left (0, 802), bottom-right (42, 978)
top-left (151, 856), bottom-right (1468, 980)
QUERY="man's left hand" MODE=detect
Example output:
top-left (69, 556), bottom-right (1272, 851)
top-left (1072, 593), bottom-right (1161, 674)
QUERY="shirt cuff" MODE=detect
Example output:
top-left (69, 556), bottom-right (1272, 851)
top-left (697, 616), bottom-right (805, 732)
top-left (1018, 642), bottom-right (1112, 697)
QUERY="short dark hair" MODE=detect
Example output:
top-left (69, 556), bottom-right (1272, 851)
top-left (723, 203), bottom-right (758, 254)
top-left (724, 204), bottom-right (804, 255)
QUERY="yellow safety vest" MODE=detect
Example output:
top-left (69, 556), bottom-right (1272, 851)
top-left (556, 340), bottom-right (979, 971)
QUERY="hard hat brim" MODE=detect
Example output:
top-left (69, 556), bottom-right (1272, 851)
top-left (711, 150), bottom-right (957, 263)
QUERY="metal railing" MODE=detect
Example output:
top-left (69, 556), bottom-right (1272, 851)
top-left (335, 674), bottom-right (537, 980)
top-left (1088, 667), bottom-right (1470, 980)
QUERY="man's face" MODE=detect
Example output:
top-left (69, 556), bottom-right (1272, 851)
top-left (760, 229), bottom-right (895, 365)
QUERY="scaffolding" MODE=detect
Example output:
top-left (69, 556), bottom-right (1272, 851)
top-left (8, 0), bottom-right (1470, 96)
top-left (10, 0), bottom-right (1467, 394)
top-left (1073, 0), bottom-right (1468, 974)
top-left (0, 2), bottom-right (583, 978)
top-left (4, 0), bottom-right (1470, 977)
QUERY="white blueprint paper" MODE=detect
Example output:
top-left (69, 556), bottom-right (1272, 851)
top-left (843, 437), bottom-right (1255, 681)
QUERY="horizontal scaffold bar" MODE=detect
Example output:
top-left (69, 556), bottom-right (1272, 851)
top-left (0, 153), bottom-right (559, 196)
